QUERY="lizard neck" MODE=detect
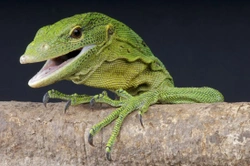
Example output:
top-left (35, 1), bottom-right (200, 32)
top-left (69, 57), bottom-right (173, 95)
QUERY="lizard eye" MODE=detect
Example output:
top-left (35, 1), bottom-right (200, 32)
top-left (70, 26), bottom-right (82, 39)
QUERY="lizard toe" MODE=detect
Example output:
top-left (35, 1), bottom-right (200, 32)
top-left (106, 147), bottom-right (112, 161)
top-left (42, 92), bottom-right (50, 108)
top-left (64, 100), bottom-right (71, 113)
top-left (139, 113), bottom-right (144, 128)
top-left (88, 133), bottom-right (95, 147)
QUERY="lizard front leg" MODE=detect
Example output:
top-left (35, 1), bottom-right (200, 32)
top-left (43, 89), bottom-right (121, 113)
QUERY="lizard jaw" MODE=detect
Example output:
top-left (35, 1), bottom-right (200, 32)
top-left (27, 44), bottom-right (96, 88)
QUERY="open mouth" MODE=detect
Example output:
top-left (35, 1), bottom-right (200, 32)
top-left (52, 49), bottom-right (82, 66)
top-left (40, 48), bottom-right (82, 75)
top-left (25, 44), bottom-right (96, 87)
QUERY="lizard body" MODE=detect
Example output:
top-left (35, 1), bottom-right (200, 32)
top-left (20, 12), bottom-right (224, 160)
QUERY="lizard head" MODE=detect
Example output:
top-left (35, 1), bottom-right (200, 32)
top-left (20, 12), bottom-right (114, 88)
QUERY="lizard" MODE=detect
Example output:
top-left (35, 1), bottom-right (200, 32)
top-left (19, 12), bottom-right (224, 161)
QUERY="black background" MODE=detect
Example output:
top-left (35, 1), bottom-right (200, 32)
top-left (1, 0), bottom-right (250, 102)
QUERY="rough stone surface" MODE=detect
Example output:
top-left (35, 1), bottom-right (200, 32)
top-left (0, 101), bottom-right (250, 165)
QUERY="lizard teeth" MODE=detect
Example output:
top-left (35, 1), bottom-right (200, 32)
top-left (28, 44), bottom-right (96, 88)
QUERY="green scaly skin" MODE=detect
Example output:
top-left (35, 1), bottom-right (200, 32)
top-left (20, 12), bottom-right (224, 161)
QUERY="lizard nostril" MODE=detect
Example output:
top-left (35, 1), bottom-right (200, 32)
top-left (41, 43), bottom-right (49, 50)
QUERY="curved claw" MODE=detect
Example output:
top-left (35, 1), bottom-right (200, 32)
top-left (139, 114), bottom-right (144, 128)
top-left (106, 151), bottom-right (112, 161)
top-left (43, 92), bottom-right (49, 108)
top-left (88, 133), bottom-right (95, 147)
top-left (64, 100), bottom-right (71, 113)
top-left (90, 98), bottom-right (95, 107)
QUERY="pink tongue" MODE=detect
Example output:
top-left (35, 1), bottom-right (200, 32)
top-left (29, 58), bottom-right (74, 84)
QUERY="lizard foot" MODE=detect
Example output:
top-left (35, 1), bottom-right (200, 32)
top-left (88, 89), bottom-right (158, 161)
top-left (42, 89), bottom-right (93, 113)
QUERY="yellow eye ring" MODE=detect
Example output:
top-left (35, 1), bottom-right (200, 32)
top-left (70, 26), bottom-right (82, 39)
